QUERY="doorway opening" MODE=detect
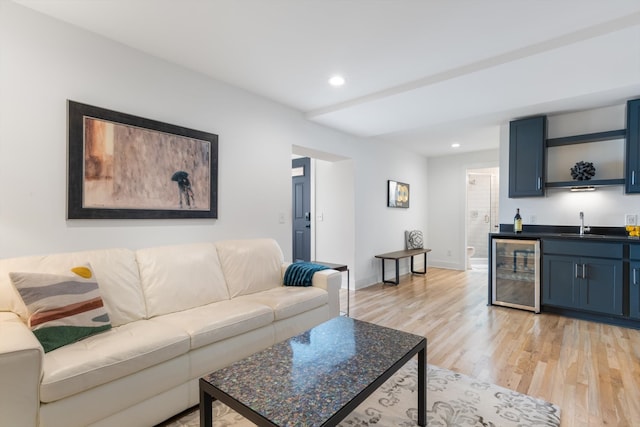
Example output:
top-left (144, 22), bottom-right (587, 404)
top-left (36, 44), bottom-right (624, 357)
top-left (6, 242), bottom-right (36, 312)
top-left (291, 157), bottom-right (311, 262)
top-left (466, 167), bottom-right (499, 270)
top-left (291, 146), bottom-right (355, 291)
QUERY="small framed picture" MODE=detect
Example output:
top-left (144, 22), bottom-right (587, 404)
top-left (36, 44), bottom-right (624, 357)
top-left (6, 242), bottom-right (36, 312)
top-left (388, 180), bottom-right (410, 208)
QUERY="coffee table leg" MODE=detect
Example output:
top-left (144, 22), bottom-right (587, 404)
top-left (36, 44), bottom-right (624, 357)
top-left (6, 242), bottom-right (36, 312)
top-left (200, 385), bottom-right (213, 427)
top-left (418, 348), bottom-right (426, 426)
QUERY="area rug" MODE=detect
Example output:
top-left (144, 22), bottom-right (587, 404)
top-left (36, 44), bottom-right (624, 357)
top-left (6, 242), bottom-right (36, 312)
top-left (159, 360), bottom-right (560, 427)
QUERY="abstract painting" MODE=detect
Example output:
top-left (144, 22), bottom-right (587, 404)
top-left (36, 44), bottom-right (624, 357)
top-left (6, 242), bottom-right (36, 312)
top-left (388, 180), bottom-right (410, 208)
top-left (67, 101), bottom-right (218, 219)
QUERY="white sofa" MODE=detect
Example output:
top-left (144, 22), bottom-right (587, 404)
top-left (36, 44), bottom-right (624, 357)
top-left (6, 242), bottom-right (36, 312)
top-left (0, 238), bottom-right (341, 427)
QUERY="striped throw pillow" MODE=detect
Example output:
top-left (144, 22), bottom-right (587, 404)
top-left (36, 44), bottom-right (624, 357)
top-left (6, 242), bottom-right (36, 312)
top-left (10, 264), bottom-right (112, 353)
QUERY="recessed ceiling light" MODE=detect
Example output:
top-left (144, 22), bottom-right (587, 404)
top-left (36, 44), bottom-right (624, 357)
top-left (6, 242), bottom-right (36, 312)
top-left (328, 75), bottom-right (345, 87)
top-left (451, 143), bottom-right (460, 148)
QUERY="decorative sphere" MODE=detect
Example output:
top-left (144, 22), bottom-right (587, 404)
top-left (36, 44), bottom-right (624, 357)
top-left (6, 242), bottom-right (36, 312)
top-left (570, 161), bottom-right (596, 181)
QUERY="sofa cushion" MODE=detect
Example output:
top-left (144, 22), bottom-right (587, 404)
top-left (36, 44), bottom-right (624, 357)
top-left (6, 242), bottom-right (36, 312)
top-left (136, 243), bottom-right (229, 318)
top-left (215, 239), bottom-right (284, 297)
top-left (0, 248), bottom-right (145, 327)
top-left (150, 299), bottom-right (274, 350)
top-left (10, 264), bottom-right (112, 353)
top-left (238, 286), bottom-right (328, 321)
top-left (40, 320), bottom-right (190, 403)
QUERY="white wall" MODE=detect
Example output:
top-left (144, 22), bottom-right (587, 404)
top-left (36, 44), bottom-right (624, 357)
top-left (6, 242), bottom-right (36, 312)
top-left (0, 2), bottom-right (429, 289)
top-left (427, 149), bottom-right (499, 270)
top-left (314, 158), bottom-right (355, 288)
top-left (0, 1), bottom-right (293, 255)
top-left (499, 103), bottom-right (640, 228)
top-left (314, 159), bottom-right (355, 266)
top-left (353, 142), bottom-right (429, 286)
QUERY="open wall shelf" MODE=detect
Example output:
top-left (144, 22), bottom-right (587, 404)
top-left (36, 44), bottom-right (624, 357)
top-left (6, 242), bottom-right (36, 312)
top-left (546, 129), bottom-right (626, 147)
top-left (546, 129), bottom-right (626, 188)
top-left (546, 178), bottom-right (625, 188)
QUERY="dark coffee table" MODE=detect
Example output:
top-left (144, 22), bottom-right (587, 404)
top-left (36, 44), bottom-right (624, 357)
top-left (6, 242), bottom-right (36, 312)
top-left (199, 316), bottom-right (427, 426)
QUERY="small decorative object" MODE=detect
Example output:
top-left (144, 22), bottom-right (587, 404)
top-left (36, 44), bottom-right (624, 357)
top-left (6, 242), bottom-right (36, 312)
top-left (570, 161), bottom-right (596, 181)
top-left (405, 230), bottom-right (423, 249)
top-left (626, 225), bottom-right (640, 238)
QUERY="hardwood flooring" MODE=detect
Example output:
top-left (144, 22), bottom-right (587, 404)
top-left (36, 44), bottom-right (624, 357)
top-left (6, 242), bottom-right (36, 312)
top-left (341, 267), bottom-right (640, 427)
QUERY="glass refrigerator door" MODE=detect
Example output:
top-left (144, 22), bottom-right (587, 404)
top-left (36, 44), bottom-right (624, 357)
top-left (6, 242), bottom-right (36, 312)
top-left (492, 239), bottom-right (540, 313)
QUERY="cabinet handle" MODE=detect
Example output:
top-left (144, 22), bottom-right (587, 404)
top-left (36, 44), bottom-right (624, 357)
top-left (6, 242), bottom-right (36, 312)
top-left (575, 264), bottom-right (579, 279)
top-left (537, 177), bottom-right (541, 190)
top-left (582, 263), bottom-right (586, 279)
top-left (633, 171), bottom-right (636, 186)
top-left (634, 268), bottom-right (638, 286)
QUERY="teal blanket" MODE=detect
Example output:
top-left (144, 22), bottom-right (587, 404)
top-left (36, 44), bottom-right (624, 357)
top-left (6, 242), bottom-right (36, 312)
top-left (284, 262), bottom-right (329, 287)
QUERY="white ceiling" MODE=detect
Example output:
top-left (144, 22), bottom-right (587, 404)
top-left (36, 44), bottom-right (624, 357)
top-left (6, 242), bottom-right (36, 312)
top-left (13, 0), bottom-right (640, 157)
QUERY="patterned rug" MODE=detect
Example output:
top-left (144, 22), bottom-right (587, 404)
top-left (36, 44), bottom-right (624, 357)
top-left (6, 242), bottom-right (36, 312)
top-left (159, 359), bottom-right (560, 427)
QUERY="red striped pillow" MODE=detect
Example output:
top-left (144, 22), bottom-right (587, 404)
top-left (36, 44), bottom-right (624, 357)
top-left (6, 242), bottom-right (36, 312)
top-left (10, 264), bottom-right (111, 352)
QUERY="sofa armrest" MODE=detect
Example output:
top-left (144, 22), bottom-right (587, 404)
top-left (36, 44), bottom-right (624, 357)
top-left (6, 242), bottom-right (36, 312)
top-left (311, 269), bottom-right (342, 318)
top-left (0, 312), bottom-right (43, 427)
top-left (280, 264), bottom-right (342, 318)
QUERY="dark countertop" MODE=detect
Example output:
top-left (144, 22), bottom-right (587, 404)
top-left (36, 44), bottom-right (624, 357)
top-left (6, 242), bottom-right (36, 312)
top-left (493, 224), bottom-right (637, 243)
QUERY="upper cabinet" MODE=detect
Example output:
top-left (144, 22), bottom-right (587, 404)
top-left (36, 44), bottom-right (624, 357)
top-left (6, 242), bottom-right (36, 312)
top-left (626, 98), bottom-right (640, 193)
top-left (508, 98), bottom-right (640, 197)
top-left (509, 116), bottom-right (546, 198)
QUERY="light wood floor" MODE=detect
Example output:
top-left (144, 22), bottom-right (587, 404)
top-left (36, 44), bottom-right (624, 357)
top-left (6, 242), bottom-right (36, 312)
top-left (341, 267), bottom-right (640, 427)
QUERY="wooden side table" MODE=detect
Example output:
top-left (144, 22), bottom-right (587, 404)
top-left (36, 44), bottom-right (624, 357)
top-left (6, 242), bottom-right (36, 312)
top-left (313, 261), bottom-right (350, 316)
top-left (374, 248), bottom-right (431, 285)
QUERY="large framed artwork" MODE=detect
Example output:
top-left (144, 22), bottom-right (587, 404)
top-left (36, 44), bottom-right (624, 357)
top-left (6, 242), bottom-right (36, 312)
top-left (387, 180), bottom-right (410, 208)
top-left (67, 101), bottom-right (218, 219)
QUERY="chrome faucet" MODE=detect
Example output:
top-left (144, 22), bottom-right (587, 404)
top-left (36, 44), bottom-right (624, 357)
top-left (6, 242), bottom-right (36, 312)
top-left (579, 211), bottom-right (590, 235)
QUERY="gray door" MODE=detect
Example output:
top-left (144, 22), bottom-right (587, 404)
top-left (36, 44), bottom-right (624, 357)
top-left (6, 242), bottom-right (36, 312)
top-left (292, 157), bottom-right (311, 262)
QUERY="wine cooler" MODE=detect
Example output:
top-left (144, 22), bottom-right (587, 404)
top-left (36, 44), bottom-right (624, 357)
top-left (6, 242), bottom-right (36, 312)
top-left (491, 238), bottom-right (540, 313)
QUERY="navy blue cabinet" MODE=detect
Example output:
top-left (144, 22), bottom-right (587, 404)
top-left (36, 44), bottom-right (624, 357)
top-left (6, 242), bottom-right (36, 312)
top-left (542, 240), bottom-right (623, 316)
top-left (626, 99), bottom-right (640, 193)
top-left (629, 261), bottom-right (640, 320)
top-left (629, 245), bottom-right (640, 320)
top-left (543, 254), bottom-right (579, 308)
top-left (509, 116), bottom-right (546, 198)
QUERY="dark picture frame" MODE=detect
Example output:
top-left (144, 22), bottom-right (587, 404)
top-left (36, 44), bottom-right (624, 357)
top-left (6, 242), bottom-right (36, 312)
top-left (387, 180), bottom-right (410, 208)
top-left (67, 100), bottom-right (218, 219)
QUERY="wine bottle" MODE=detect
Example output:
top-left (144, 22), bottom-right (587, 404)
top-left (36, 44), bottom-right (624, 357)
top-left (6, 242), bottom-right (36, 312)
top-left (514, 208), bottom-right (523, 233)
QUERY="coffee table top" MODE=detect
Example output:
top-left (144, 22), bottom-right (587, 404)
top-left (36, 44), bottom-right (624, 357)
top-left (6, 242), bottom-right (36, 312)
top-left (201, 316), bottom-right (426, 426)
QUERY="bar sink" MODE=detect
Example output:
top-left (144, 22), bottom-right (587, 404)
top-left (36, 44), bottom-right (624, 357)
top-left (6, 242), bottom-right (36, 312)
top-left (559, 233), bottom-right (606, 238)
